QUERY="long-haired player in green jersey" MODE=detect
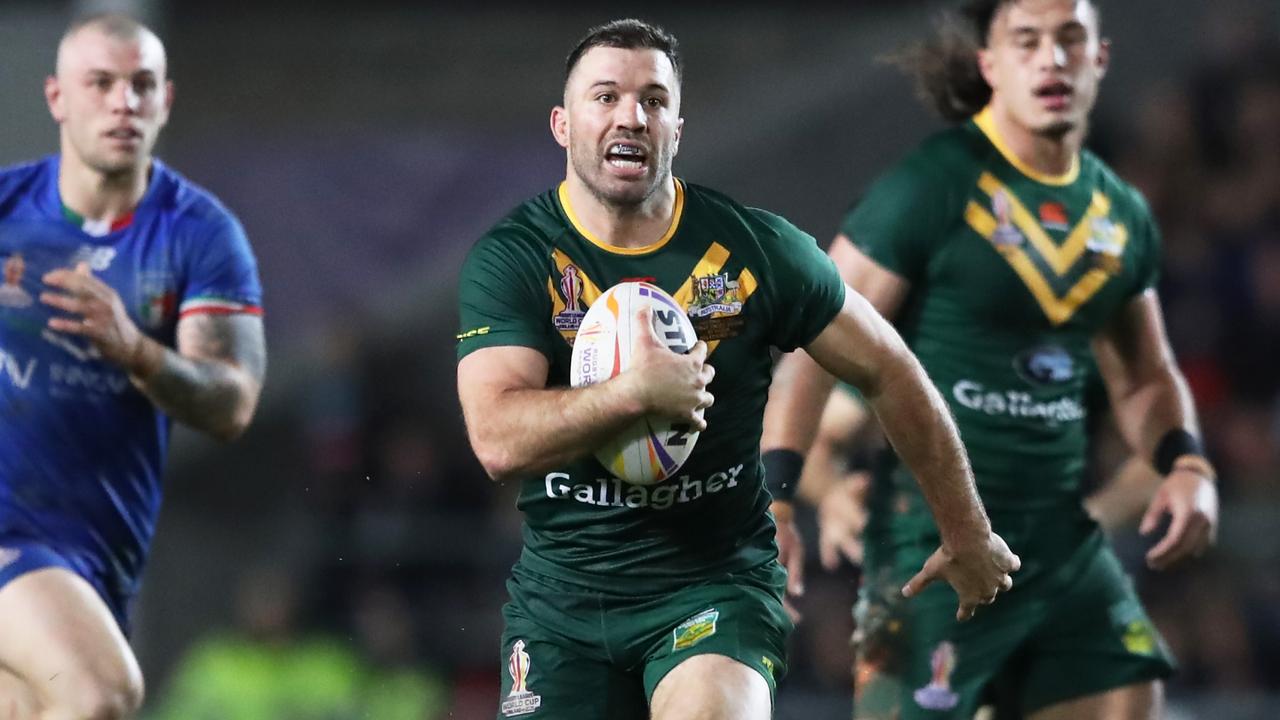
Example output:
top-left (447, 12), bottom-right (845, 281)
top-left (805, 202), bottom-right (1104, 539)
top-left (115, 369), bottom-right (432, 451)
top-left (763, 1), bottom-right (1218, 718)
top-left (457, 18), bottom-right (1020, 720)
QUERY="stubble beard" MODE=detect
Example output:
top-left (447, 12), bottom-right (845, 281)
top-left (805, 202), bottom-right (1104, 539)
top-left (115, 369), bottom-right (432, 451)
top-left (1036, 119), bottom-right (1076, 139)
top-left (570, 141), bottom-right (670, 212)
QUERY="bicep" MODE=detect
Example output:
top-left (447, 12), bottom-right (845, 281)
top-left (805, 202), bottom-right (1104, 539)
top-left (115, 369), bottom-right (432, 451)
top-left (175, 313), bottom-right (266, 383)
top-left (804, 287), bottom-right (908, 397)
top-left (456, 345), bottom-right (550, 424)
top-left (829, 234), bottom-right (910, 320)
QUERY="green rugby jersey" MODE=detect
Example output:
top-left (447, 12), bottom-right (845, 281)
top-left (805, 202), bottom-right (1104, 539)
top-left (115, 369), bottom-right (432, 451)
top-left (844, 107), bottom-right (1160, 554)
top-left (458, 179), bottom-right (845, 592)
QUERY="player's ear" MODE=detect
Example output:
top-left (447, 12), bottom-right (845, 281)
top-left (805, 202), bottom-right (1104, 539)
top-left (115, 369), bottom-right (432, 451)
top-left (672, 117), bottom-right (683, 157)
top-left (156, 79), bottom-right (175, 128)
top-left (976, 48), bottom-right (997, 92)
top-left (45, 75), bottom-right (65, 123)
top-left (1095, 38), bottom-right (1111, 79)
top-left (550, 105), bottom-right (569, 149)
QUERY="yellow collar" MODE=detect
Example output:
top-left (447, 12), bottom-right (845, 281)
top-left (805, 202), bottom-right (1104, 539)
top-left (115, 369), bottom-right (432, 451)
top-left (973, 106), bottom-right (1080, 187)
top-left (557, 179), bottom-right (685, 256)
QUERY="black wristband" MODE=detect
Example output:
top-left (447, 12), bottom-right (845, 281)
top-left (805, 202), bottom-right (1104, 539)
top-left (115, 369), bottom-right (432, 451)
top-left (1154, 428), bottom-right (1205, 475)
top-left (762, 449), bottom-right (804, 502)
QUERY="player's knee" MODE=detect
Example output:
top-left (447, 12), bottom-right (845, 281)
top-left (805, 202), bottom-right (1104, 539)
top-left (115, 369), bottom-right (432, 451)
top-left (50, 664), bottom-right (144, 720)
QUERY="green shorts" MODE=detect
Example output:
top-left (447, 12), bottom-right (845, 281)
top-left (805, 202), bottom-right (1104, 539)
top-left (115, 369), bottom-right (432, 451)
top-left (495, 560), bottom-right (792, 719)
top-left (853, 528), bottom-right (1174, 720)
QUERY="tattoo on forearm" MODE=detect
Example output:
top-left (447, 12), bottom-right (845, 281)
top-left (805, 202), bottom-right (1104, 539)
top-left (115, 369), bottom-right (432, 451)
top-left (138, 315), bottom-right (266, 439)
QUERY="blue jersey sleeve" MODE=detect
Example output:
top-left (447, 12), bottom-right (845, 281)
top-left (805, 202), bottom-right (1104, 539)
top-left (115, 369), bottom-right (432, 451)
top-left (178, 208), bottom-right (263, 318)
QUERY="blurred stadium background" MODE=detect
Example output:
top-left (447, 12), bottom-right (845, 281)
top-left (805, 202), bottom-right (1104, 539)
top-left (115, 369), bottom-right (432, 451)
top-left (2, 0), bottom-right (1277, 717)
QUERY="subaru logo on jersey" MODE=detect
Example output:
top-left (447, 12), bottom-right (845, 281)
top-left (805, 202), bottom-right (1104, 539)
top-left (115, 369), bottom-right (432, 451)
top-left (1039, 201), bottom-right (1070, 232)
top-left (1013, 345), bottom-right (1075, 386)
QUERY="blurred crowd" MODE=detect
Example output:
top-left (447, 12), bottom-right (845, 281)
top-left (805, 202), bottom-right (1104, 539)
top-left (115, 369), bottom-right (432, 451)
top-left (139, 10), bottom-right (1279, 719)
top-left (1102, 14), bottom-right (1280, 699)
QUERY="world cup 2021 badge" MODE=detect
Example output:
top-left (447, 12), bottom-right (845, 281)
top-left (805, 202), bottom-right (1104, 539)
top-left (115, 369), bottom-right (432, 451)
top-left (501, 639), bottom-right (542, 718)
top-left (990, 191), bottom-right (1025, 247)
top-left (553, 265), bottom-right (586, 331)
top-left (913, 641), bottom-right (960, 711)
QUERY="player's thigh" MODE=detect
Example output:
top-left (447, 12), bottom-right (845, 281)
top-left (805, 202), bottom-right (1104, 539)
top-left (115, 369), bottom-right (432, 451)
top-left (0, 563), bottom-right (142, 707)
top-left (497, 604), bottom-right (646, 720)
top-left (1027, 681), bottom-right (1161, 720)
top-left (639, 564), bottom-right (791, 711)
top-left (1016, 538), bottom-right (1172, 714)
top-left (650, 653), bottom-right (770, 720)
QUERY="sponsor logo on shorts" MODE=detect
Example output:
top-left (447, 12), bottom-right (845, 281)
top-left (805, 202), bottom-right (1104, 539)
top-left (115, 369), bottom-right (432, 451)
top-left (0, 546), bottom-right (21, 571)
top-left (672, 608), bottom-right (719, 651)
top-left (1121, 620), bottom-right (1157, 656)
top-left (913, 641), bottom-right (959, 711)
top-left (501, 639), bottom-right (542, 717)
top-left (760, 655), bottom-right (775, 677)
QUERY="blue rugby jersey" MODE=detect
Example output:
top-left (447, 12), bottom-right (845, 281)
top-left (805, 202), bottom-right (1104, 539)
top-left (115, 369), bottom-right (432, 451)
top-left (0, 155), bottom-right (262, 605)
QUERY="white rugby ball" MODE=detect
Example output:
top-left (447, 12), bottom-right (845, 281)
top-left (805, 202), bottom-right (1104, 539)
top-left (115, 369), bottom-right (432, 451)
top-left (570, 281), bottom-right (700, 486)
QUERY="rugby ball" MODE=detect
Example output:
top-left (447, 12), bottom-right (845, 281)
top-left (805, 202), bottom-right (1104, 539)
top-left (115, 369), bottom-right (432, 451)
top-left (570, 282), bottom-right (700, 485)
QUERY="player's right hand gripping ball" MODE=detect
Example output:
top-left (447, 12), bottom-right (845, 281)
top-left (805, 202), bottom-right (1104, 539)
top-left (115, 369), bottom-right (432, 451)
top-left (570, 282), bottom-right (700, 485)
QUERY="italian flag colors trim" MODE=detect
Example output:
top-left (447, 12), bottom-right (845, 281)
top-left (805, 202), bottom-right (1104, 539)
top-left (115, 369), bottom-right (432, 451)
top-left (178, 296), bottom-right (264, 319)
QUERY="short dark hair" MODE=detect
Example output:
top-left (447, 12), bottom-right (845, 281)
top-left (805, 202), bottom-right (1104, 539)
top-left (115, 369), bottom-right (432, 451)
top-left (57, 13), bottom-right (161, 74)
top-left (892, 0), bottom-right (1100, 122)
top-left (564, 19), bottom-right (682, 85)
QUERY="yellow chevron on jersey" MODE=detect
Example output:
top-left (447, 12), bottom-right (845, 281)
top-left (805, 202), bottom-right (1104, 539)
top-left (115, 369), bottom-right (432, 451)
top-left (964, 198), bottom-right (1126, 326)
top-left (976, 173), bottom-right (1115, 276)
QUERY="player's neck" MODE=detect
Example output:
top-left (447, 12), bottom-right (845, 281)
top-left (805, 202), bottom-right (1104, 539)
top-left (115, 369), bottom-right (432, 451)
top-left (58, 150), bottom-right (150, 224)
top-left (986, 104), bottom-right (1083, 181)
top-left (562, 174), bottom-right (678, 251)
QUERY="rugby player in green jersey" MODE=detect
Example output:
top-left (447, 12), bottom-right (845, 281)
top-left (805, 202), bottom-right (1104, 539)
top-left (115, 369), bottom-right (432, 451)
top-left (762, 1), bottom-right (1219, 718)
top-left (457, 18), bottom-right (1019, 720)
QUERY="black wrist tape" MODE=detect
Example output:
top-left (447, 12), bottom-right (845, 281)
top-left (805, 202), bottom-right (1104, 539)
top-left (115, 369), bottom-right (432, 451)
top-left (762, 448), bottom-right (804, 502)
top-left (1154, 428), bottom-right (1205, 475)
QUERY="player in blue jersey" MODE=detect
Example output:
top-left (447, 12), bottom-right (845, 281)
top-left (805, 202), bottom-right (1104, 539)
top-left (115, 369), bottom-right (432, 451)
top-left (0, 14), bottom-right (265, 719)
